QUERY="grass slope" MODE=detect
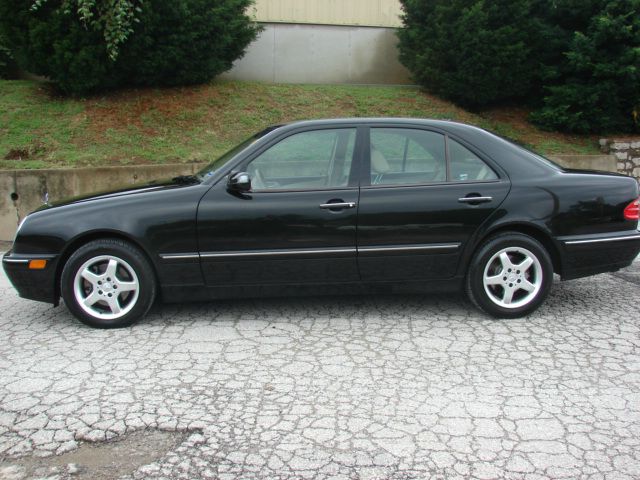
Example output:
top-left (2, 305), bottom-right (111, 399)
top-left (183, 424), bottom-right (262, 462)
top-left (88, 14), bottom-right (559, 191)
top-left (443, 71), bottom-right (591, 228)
top-left (0, 80), bottom-right (600, 170)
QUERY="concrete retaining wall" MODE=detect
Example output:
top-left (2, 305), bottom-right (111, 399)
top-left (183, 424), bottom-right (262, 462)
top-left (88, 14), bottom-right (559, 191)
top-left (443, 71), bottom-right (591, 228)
top-left (0, 154), bottom-right (620, 242)
top-left (0, 163), bottom-right (205, 242)
top-left (549, 154), bottom-right (618, 173)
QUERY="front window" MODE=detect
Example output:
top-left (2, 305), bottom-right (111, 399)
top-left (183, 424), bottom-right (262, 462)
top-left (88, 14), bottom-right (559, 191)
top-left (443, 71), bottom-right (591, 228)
top-left (247, 128), bottom-right (357, 190)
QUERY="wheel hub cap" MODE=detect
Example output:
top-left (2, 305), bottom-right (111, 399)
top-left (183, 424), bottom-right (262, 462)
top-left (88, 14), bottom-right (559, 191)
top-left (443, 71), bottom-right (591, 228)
top-left (482, 247), bottom-right (543, 310)
top-left (73, 255), bottom-right (140, 321)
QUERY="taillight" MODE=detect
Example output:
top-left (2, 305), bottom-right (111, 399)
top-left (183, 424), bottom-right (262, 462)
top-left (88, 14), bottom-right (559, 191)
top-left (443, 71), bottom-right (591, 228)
top-left (624, 197), bottom-right (640, 221)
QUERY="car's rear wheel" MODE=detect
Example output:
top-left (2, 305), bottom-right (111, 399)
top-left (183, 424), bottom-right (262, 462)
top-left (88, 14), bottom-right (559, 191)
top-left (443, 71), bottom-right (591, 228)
top-left (61, 239), bottom-right (156, 328)
top-left (466, 233), bottom-right (553, 318)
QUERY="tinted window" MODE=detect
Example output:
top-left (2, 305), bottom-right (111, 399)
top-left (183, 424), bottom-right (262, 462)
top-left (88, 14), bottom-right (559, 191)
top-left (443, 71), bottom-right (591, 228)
top-left (247, 129), bottom-right (356, 190)
top-left (370, 129), bottom-right (446, 185)
top-left (449, 139), bottom-right (498, 182)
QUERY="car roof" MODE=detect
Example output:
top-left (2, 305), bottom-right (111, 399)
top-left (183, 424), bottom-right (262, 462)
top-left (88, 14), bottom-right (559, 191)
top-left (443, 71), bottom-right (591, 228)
top-left (273, 117), bottom-right (472, 130)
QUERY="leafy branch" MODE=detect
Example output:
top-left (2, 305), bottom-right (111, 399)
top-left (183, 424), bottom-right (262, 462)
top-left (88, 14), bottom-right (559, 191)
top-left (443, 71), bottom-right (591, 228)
top-left (31, 0), bottom-right (143, 60)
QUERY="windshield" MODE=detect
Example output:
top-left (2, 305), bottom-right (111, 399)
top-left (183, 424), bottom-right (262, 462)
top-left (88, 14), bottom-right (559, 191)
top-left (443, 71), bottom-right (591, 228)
top-left (197, 126), bottom-right (281, 180)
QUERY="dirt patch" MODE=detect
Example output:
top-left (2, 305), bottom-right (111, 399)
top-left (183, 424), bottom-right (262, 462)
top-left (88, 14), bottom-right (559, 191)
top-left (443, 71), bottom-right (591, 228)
top-left (4, 143), bottom-right (47, 161)
top-left (0, 429), bottom-right (189, 480)
top-left (82, 84), bottom-right (225, 137)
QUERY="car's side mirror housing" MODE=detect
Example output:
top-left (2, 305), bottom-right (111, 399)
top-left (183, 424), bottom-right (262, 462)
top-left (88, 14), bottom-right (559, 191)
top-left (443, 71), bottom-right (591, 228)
top-left (228, 172), bottom-right (252, 192)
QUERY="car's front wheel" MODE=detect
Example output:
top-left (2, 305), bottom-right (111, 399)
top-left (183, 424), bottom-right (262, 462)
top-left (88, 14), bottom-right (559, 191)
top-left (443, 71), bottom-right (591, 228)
top-left (466, 233), bottom-right (553, 318)
top-left (61, 239), bottom-right (156, 328)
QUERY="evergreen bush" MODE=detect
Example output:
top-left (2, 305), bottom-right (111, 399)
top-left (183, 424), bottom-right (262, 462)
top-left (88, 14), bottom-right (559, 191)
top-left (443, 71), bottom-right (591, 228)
top-left (0, 0), bottom-right (260, 94)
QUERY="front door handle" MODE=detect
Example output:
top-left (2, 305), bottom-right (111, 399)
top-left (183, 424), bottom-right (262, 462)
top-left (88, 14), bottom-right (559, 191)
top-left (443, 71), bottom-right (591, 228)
top-left (458, 196), bottom-right (493, 205)
top-left (320, 202), bottom-right (357, 210)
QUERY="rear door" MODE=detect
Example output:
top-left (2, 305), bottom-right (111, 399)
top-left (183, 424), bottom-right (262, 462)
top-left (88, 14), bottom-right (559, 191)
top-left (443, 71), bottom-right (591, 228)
top-left (357, 126), bottom-right (511, 281)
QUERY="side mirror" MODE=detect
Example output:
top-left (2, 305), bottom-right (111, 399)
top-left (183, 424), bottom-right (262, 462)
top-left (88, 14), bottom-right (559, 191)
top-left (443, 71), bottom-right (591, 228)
top-left (227, 172), bottom-right (252, 192)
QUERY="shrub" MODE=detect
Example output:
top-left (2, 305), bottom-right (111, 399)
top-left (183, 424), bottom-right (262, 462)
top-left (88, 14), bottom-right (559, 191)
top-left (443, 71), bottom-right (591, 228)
top-left (398, 0), bottom-right (640, 133)
top-left (0, 0), bottom-right (260, 95)
top-left (531, 0), bottom-right (640, 133)
top-left (397, 0), bottom-right (546, 108)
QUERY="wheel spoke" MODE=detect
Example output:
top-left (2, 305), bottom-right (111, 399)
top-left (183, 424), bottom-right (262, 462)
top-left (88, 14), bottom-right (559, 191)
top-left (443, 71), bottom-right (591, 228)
top-left (105, 259), bottom-right (119, 280)
top-left (83, 290), bottom-right (101, 308)
top-left (117, 281), bottom-right (137, 292)
top-left (517, 256), bottom-right (534, 273)
top-left (499, 252), bottom-right (512, 271)
top-left (521, 280), bottom-right (537, 292)
top-left (106, 296), bottom-right (122, 315)
top-left (485, 274), bottom-right (503, 286)
top-left (502, 288), bottom-right (515, 305)
top-left (81, 269), bottom-right (101, 285)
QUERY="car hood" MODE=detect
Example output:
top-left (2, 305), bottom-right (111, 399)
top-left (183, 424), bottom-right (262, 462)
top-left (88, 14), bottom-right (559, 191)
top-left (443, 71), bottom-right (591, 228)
top-left (35, 175), bottom-right (201, 212)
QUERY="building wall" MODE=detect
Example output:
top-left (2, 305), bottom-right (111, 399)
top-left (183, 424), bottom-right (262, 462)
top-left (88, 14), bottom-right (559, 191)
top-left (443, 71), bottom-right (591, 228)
top-left (221, 23), bottom-right (412, 85)
top-left (251, 0), bottom-right (403, 27)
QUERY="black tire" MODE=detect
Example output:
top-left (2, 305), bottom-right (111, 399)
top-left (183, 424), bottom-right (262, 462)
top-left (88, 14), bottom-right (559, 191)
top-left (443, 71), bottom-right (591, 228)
top-left (466, 233), bottom-right (553, 319)
top-left (60, 239), bottom-right (156, 328)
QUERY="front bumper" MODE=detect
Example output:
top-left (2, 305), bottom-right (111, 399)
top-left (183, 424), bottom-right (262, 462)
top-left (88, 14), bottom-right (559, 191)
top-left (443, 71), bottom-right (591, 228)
top-left (559, 230), bottom-right (640, 280)
top-left (2, 250), bottom-right (59, 304)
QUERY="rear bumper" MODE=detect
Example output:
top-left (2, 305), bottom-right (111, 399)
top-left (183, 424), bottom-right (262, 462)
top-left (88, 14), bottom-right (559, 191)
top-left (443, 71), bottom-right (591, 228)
top-left (559, 230), bottom-right (640, 280)
top-left (2, 250), bottom-right (59, 304)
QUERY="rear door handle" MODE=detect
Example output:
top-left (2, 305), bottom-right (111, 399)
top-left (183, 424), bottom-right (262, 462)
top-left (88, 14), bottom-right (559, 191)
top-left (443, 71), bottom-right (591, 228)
top-left (320, 202), bottom-right (357, 210)
top-left (458, 196), bottom-right (493, 204)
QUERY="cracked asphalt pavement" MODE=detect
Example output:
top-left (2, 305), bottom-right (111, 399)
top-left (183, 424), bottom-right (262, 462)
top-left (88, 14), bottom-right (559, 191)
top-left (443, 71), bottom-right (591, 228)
top-left (0, 255), bottom-right (639, 480)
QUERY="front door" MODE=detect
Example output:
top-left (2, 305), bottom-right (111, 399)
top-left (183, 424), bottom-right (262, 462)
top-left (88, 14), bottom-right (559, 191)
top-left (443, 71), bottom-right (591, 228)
top-left (197, 127), bottom-right (362, 286)
top-left (357, 127), bottom-right (511, 281)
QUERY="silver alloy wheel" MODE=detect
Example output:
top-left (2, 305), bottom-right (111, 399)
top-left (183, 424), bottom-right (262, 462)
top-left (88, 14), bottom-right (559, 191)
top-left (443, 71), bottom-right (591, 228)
top-left (482, 247), bottom-right (543, 309)
top-left (73, 255), bottom-right (140, 320)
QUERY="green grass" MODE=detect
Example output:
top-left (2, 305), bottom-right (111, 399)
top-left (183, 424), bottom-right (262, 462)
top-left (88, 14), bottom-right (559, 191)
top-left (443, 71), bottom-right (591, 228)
top-left (0, 79), bottom-right (601, 170)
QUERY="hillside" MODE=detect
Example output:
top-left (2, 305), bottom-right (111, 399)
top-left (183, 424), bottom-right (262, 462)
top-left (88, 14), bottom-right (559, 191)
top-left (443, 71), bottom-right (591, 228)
top-left (0, 80), bottom-right (600, 170)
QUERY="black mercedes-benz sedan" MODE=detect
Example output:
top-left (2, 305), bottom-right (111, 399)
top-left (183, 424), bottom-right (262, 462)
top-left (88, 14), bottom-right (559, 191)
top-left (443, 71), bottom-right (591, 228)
top-left (3, 119), bottom-right (640, 328)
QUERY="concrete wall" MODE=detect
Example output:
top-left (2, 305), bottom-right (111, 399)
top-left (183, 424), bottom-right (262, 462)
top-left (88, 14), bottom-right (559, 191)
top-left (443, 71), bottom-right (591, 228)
top-left (549, 155), bottom-right (618, 174)
top-left (0, 164), bottom-right (205, 242)
top-left (220, 23), bottom-right (411, 85)
top-left (0, 155), bottom-right (620, 242)
top-left (251, 0), bottom-right (403, 27)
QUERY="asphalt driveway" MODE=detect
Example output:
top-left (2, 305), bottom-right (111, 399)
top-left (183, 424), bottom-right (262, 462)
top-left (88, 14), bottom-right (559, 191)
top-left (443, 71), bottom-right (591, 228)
top-left (0, 256), bottom-right (639, 479)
